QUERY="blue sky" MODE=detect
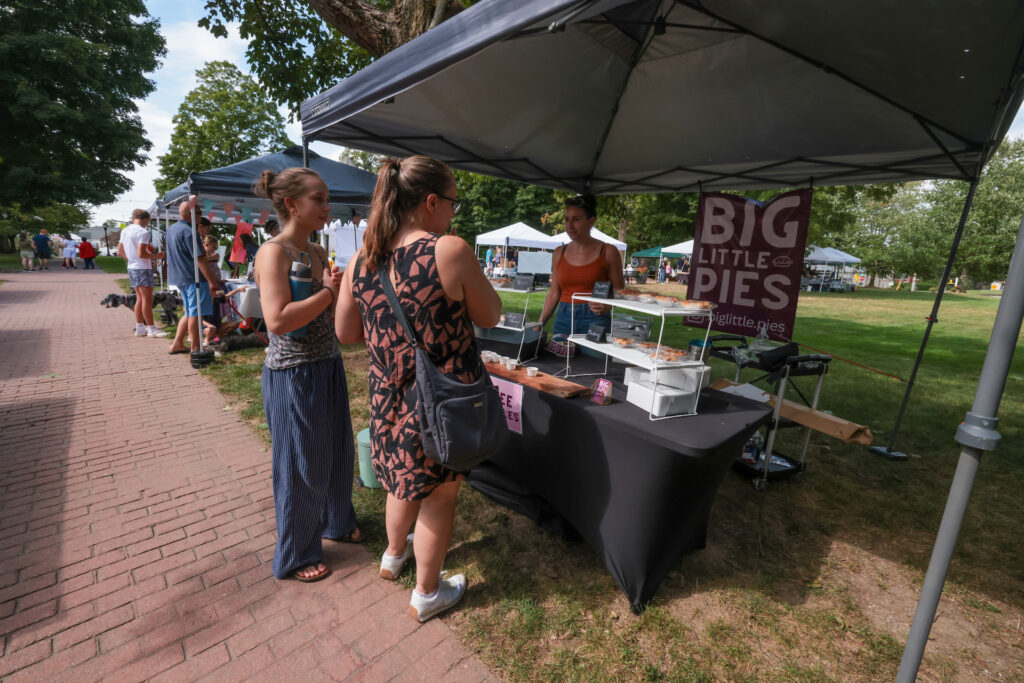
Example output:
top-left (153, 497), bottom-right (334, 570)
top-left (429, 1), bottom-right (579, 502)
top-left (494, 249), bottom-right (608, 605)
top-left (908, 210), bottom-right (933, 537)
top-left (89, 0), bottom-right (1024, 225)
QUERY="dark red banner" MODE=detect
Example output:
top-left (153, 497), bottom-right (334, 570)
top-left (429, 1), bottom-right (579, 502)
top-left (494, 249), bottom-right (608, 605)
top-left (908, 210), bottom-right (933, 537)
top-left (685, 190), bottom-right (812, 341)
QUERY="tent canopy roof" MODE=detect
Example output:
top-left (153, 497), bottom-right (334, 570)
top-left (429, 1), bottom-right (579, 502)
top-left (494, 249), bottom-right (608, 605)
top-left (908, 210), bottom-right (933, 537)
top-left (806, 245), bottom-right (862, 264)
top-left (475, 222), bottom-right (554, 249)
top-left (161, 146), bottom-right (377, 220)
top-left (547, 228), bottom-right (626, 251)
top-left (301, 0), bottom-right (1024, 195)
top-left (633, 239), bottom-right (692, 258)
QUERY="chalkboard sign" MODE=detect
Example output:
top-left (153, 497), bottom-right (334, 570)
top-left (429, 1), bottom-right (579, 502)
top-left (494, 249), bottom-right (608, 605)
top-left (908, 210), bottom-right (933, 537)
top-left (513, 273), bottom-right (534, 291)
top-left (504, 312), bottom-right (526, 329)
top-left (585, 323), bottom-right (607, 343)
top-left (592, 280), bottom-right (613, 299)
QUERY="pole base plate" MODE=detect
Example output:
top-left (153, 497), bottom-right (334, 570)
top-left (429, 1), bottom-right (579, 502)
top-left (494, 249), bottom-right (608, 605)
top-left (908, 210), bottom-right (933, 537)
top-left (869, 445), bottom-right (908, 460)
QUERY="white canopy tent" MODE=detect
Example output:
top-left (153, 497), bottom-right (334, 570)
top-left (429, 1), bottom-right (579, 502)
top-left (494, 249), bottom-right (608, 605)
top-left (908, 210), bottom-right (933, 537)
top-left (474, 222), bottom-right (556, 250)
top-left (662, 239), bottom-right (694, 257)
top-left (806, 245), bottom-right (862, 264)
top-left (545, 228), bottom-right (626, 252)
top-left (323, 220), bottom-right (367, 270)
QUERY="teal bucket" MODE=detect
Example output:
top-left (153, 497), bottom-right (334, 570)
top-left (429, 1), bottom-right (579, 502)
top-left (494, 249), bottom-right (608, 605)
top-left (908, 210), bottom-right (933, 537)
top-left (356, 428), bottom-right (381, 488)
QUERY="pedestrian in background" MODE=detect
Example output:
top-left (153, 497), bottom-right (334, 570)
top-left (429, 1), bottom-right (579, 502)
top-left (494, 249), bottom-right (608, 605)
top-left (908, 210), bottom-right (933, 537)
top-left (17, 231), bottom-right (36, 271)
top-left (78, 237), bottom-right (97, 269)
top-left (118, 210), bottom-right (168, 338)
top-left (33, 229), bottom-right (51, 270)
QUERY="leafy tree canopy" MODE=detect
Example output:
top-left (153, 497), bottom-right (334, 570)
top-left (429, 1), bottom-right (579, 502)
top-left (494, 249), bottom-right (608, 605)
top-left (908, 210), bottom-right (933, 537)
top-left (0, 0), bottom-right (165, 211)
top-left (841, 138), bottom-right (1024, 285)
top-left (199, 0), bottom-right (467, 115)
top-left (154, 61), bottom-right (293, 195)
top-left (0, 203), bottom-right (92, 245)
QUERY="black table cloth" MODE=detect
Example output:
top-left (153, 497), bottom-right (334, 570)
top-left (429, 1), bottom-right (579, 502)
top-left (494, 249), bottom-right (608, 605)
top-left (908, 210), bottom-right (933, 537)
top-left (469, 348), bottom-right (772, 613)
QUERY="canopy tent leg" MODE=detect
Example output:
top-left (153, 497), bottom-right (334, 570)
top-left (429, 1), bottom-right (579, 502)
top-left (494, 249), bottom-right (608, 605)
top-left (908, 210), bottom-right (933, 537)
top-left (870, 177), bottom-right (979, 460)
top-left (303, 140), bottom-right (310, 168)
top-left (896, 208), bottom-right (1023, 681)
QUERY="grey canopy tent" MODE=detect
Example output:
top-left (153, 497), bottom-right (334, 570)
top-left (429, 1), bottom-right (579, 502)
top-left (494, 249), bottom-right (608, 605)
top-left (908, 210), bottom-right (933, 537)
top-left (299, 1), bottom-right (1024, 676)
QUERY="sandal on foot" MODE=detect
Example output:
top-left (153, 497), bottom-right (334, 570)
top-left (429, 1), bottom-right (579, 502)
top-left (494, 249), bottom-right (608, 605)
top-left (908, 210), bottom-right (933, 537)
top-left (379, 533), bottom-right (414, 580)
top-left (291, 564), bottom-right (331, 583)
top-left (336, 527), bottom-right (365, 544)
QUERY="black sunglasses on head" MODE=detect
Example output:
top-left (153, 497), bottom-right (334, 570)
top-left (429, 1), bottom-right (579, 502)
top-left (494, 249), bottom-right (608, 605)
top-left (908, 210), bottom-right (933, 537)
top-left (564, 194), bottom-right (595, 212)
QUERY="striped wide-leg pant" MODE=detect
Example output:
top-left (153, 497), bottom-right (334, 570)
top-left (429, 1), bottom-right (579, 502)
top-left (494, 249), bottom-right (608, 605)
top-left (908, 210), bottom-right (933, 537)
top-left (262, 355), bottom-right (356, 578)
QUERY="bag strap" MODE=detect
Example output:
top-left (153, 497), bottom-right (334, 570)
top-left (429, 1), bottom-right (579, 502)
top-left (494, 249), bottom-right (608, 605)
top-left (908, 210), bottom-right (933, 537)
top-left (376, 264), bottom-right (420, 347)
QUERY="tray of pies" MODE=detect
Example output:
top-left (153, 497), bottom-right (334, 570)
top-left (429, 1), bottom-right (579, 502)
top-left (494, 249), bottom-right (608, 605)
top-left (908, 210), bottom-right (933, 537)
top-left (609, 335), bottom-right (636, 349)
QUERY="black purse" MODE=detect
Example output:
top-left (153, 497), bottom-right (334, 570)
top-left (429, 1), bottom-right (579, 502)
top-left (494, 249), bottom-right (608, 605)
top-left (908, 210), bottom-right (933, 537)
top-left (377, 266), bottom-right (509, 471)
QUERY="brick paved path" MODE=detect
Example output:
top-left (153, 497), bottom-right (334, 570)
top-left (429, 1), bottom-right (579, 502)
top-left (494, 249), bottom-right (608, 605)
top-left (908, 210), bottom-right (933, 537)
top-left (0, 269), bottom-right (492, 681)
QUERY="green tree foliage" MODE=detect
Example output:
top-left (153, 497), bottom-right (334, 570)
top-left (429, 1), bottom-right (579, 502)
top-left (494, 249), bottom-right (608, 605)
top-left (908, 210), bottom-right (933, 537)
top-left (450, 171), bottom-right (556, 244)
top-left (198, 0), bottom-right (468, 115)
top-left (0, 203), bottom-right (92, 250)
top-left (199, 1), bottom-right (372, 116)
top-left (0, 0), bottom-right (165, 212)
top-left (841, 138), bottom-right (1024, 286)
top-left (923, 137), bottom-right (1024, 285)
top-left (154, 61), bottom-right (293, 195)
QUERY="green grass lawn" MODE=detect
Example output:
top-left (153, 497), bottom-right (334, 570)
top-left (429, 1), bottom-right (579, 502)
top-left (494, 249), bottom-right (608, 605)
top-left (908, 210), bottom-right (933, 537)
top-left (199, 284), bottom-right (1022, 681)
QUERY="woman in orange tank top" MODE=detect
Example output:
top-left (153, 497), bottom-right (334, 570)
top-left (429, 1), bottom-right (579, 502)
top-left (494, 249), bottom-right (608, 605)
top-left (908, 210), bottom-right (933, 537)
top-left (539, 194), bottom-right (624, 339)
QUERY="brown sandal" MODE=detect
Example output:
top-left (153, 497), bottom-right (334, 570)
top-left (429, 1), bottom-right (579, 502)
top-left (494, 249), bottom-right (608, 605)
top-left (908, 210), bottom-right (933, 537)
top-left (291, 564), bottom-right (332, 583)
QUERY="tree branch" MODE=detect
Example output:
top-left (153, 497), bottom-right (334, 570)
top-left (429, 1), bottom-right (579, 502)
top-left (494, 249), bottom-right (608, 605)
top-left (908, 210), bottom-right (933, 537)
top-left (302, 0), bottom-right (464, 56)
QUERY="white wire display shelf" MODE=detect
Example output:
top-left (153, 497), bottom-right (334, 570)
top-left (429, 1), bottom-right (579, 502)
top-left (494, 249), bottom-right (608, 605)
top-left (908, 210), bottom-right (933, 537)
top-left (564, 293), bottom-right (715, 420)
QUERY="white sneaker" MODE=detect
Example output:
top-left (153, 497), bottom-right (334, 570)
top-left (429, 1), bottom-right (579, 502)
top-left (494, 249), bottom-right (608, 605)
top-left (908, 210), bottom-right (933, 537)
top-left (379, 533), bottom-right (414, 580)
top-left (147, 329), bottom-right (169, 338)
top-left (134, 328), bottom-right (147, 337)
top-left (408, 573), bottom-right (467, 622)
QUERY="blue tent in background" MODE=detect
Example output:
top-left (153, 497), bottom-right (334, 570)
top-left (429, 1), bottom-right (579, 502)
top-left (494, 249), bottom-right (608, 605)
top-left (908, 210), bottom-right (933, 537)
top-left (161, 146), bottom-right (376, 222)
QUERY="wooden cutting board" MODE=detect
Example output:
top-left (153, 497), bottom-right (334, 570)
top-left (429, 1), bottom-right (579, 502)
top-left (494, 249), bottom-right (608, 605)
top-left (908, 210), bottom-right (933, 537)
top-left (486, 361), bottom-right (590, 398)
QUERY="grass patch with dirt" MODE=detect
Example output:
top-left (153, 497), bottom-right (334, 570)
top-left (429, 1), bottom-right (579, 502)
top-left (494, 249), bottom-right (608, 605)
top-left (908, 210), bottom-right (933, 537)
top-left (197, 285), bottom-right (1023, 681)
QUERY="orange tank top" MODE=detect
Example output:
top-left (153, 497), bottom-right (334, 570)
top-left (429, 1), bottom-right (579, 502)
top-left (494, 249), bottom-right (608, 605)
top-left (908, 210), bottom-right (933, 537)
top-left (557, 243), bottom-right (610, 303)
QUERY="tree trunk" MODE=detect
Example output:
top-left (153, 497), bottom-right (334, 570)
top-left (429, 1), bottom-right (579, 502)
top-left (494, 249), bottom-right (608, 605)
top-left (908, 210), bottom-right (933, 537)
top-left (955, 265), bottom-right (969, 292)
top-left (618, 218), bottom-right (628, 243)
top-left (303, 0), bottom-right (465, 57)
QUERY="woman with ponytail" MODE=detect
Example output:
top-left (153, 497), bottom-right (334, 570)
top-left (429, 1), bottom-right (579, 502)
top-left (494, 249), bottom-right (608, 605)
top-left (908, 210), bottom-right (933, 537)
top-left (253, 167), bottom-right (361, 583)
top-left (335, 156), bottom-right (501, 621)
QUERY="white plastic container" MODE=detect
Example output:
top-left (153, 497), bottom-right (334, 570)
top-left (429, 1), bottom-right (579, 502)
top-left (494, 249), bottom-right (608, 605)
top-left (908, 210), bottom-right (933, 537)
top-left (650, 365), bottom-right (710, 392)
top-left (626, 379), bottom-right (697, 417)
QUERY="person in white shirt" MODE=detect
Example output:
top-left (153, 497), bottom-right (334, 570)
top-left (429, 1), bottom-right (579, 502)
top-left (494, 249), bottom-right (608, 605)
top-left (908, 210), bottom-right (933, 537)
top-left (118, 209), bottom-right (167, 338)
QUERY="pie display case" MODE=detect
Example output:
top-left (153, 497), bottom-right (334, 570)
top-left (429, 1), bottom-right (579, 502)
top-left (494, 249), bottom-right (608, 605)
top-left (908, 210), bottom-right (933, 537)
top-left (565, 293), bottom-right (715, 420)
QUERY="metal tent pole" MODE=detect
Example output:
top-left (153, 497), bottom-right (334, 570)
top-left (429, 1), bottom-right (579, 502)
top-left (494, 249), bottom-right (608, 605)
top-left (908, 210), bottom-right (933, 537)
top-left (896, 208), bottom-right (1024, 681)
top-left (189, 185), bottom-right (205, 353)
top-left (303, 140), bottom-right (310, 168)
top-left (870, 177), bottom-right (979, 460)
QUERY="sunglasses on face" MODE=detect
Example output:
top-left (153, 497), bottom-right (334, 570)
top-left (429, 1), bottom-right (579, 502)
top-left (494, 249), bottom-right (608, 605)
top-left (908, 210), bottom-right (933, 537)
top-left (437, 193), bottom-right (462, 214)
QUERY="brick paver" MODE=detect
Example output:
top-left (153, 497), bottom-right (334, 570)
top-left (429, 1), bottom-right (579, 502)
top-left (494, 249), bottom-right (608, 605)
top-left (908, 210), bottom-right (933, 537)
top-left (0, 269), bottom-right (492, 681)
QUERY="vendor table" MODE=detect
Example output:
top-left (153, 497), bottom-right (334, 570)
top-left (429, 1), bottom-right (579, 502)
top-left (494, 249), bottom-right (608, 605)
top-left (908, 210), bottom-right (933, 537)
top-left (468, 347), bottom-right (772, 613)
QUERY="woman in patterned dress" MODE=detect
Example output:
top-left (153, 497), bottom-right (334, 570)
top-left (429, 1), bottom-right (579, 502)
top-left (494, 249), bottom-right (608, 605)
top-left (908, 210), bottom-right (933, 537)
top-left (335, 156), bottom-right (501, 621)
top-left (254, 167), bottom-right (361, 583)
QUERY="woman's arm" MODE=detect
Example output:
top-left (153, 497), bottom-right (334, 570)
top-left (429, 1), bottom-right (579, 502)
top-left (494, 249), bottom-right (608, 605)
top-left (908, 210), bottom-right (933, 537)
top-left (436, 235), bottom-right (502, 328)
top-left (606, 245), bottom-right (625, 290)
top-left (335, 252), bottom-right (364, 344)
top-left (539, 246), bottom-right (563, 327)
top-left (254, 245), bottom-right (337, 335)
